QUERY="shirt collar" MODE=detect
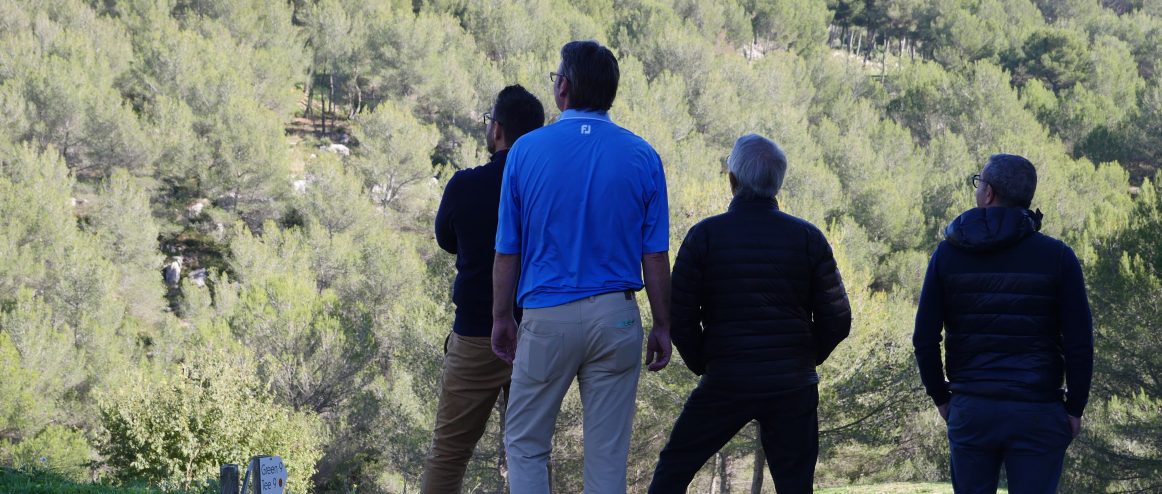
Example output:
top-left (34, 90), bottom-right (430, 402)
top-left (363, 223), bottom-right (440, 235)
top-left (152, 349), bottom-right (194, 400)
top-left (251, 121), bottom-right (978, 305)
top-left (488, 148), bottom-right (509, 165)
top-left (558, 109), bottom-right (612, 122)
top-left (728, 195), bottom-right (779, 212)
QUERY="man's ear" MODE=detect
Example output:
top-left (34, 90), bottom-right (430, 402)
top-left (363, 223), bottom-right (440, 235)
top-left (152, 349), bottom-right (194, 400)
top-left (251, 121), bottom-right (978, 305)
top-left (983, 183), bottom-right (997, 207)
top-left (557, 77), bottom-right (570, 102)
top-left (494, 123), bottom-right (507, 149)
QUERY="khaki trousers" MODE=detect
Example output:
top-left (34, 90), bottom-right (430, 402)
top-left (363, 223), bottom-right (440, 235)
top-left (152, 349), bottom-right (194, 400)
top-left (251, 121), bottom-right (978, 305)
top-left (505, 291), bottom-right (643, 494)
top-left (421, 332), bottom-right (512, 493)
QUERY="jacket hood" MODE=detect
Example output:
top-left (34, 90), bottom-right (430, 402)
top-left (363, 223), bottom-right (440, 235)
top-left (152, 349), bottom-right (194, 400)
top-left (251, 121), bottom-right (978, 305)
top-left (944, 207), bottom-right (1044, 253)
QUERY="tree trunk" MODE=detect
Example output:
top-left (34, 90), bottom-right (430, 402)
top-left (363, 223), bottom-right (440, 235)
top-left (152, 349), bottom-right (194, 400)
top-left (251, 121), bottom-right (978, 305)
top-left (349, 68), bottom-right (361, 119)
top-left (320, 71), bottom-right (328, 136)
top-left (328, 70), bottom-right (336, 136)
top-left (498, 392), bottom-right (510, 494)
top-left (713, 451), bottom-right (731, 494)
top-left (855, 31), bottom-right (863, 60)
top-left (750, 431), bottom-right (765, 494)
top-left (304, 66), bottom-right (314, 117)
top-left (882, 37), bottom-right (888, 77)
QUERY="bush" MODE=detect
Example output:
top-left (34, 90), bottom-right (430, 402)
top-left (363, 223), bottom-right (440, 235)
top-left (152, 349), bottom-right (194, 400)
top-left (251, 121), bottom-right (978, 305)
top-left (2, 425), bottom-right (92, 481)
top-left (97, 351), bottom-right (324, 492)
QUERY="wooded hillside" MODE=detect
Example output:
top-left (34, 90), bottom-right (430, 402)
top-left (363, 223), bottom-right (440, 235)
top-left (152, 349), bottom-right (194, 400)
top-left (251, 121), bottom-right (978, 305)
top-left (0, 0), bottom-right (1159, 492)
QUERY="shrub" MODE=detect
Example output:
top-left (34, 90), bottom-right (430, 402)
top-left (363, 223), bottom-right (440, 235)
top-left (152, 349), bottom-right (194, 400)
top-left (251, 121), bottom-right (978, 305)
top-left (97, 351), bottom-right (324, 492)
top-left (3, 425), bottom-right (92, 481)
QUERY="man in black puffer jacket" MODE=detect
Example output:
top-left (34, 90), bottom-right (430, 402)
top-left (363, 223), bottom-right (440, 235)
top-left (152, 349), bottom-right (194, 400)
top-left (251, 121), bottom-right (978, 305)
top-left (649, 134), bottom-right (852, 493)
top-left (913, 154), bottom-right (1094, 494)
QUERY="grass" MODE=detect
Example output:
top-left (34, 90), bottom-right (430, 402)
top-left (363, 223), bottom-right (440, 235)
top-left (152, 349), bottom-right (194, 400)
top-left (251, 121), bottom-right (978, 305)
top-left (819, 482), bottom-right (1008, 493)
top-left (0, 468), bottom-right (1009, 494)
top-left (0, 468), bottom-right (209, 494)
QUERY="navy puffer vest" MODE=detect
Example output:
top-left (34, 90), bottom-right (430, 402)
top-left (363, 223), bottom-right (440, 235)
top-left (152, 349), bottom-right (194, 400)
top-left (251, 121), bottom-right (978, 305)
top-left (940, 207), bottom-right (1067, 403)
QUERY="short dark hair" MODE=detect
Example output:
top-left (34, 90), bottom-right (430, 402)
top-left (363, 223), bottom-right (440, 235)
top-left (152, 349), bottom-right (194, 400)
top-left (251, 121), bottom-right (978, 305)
top-left (493, 85), bottom-right (545, 142)
top-left (984, 153), bottom-right (1037, 208)
top-left (559, 40), bottom-right (619, 111)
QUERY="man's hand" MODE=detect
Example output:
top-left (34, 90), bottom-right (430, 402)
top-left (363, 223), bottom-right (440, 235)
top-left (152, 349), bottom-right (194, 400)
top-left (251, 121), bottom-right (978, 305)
top-left (492, 317), bottom-right (518, 365)
top-left (1068, 415), bottom-right (1082, 438)
top-left (937, 403), bottom-right (950, 422)
top-left (641, 251), bottom-right (672, 372)
top-left (491, 253), bottom-right (521, 365)
top-left (645, 326), bottom-right (671, 371)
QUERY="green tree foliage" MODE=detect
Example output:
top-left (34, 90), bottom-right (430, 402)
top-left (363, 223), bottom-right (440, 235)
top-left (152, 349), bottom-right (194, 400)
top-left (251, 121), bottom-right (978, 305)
top-left (0, 0), bottom-right (1159, 492)
top-left (1057, 178), bottom-right (1162, 493)
top-left (1069, 392), bottom-right (1162, 493)
top-left (1087, 179), bottom-right (1161, 400)
top-left (349, 102), bottom-right (441, 214)
top-left (1009, 27), bottom-right (1093, 92)
top-left (97, 351), bottom-right (324, 491)
top-left (744, 0), bottom-right (832, 54)
top-left (0, 291), bottom-right (81, 434)
top-left (2, 425), bottom-right (92, 482)
top-left (0, 332), bottom-right (39, 438)
top-left (88, 169), bottom-right (167, 328)
top-left (227, 224), bottom-right (373, 414)
top-left (0, 1), bottom-right (150, 179)
top-left (815, 221), bottom-right (935, 483)
top-left (0, 143), bottom-right (138, 431)
top-left (911, 0), bottom-right (1044, 67)
top-left (1124, 75), bottom-right (1162, 166)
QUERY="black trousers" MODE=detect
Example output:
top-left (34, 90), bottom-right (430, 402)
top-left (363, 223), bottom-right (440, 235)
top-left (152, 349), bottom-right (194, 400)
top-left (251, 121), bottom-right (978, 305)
top-left (649, 383), bottom-right (818, 493)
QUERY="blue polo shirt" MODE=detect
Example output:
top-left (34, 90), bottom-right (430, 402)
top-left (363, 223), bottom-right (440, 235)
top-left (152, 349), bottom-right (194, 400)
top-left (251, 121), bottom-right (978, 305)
top-left (496, 109), bottom-right (669, 309)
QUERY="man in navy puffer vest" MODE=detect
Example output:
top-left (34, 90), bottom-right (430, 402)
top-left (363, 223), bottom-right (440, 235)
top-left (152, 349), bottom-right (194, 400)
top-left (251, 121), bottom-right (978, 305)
top-left (913, 154), bottom-right (1094, 494)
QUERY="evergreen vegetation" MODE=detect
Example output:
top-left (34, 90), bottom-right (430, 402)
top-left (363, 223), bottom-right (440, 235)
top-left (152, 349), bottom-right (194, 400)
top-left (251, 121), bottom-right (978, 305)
top-left (1, 0), bottom-right (1159, 492)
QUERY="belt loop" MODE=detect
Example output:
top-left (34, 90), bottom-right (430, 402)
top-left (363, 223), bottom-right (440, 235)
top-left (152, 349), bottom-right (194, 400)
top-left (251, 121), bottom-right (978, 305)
top-left (624, 290), bottom-right (633, 300)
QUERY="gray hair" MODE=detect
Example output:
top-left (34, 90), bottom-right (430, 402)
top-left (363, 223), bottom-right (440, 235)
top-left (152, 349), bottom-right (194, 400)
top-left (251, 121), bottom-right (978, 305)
top-left (984, 153), bottom-right (1037, 208)
top-left (728, 133), bottom-right (787, 200)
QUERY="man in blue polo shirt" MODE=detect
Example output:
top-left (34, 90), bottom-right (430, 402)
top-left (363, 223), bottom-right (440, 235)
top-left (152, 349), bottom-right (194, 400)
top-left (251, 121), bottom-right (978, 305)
top-left (491, 40), bottom-right (672, 494)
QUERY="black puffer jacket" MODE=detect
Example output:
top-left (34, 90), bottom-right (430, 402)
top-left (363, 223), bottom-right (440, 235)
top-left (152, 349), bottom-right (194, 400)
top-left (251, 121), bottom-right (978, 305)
top-left (913, 207), bottom-right (1094, 416)
top-left (670, 196), bottom-right (852, 396)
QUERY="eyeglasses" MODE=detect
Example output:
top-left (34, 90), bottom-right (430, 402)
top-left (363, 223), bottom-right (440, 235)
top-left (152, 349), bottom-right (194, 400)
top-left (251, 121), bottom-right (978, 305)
top-left (483, 111), bottom-right (497, 126)
top-left (969, 174), bottom-right (984, 188)
top-left (549, 72), bottom-right (566, 83)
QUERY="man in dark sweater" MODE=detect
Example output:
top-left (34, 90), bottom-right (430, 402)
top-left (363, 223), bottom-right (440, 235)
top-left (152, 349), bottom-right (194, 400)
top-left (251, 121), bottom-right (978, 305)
top-left (649, 134), bottom-right (852, 493)
top-left (913, 154), bottom-right (1094, 494)
top-left (421, 85), bottom-right (544, 493)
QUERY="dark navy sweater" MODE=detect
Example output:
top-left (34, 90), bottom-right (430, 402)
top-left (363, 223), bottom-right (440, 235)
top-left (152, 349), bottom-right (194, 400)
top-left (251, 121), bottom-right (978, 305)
top-left (913, 207), bottom-right (1094, 417)
top-left (435, 150), bottom-right (519, 337)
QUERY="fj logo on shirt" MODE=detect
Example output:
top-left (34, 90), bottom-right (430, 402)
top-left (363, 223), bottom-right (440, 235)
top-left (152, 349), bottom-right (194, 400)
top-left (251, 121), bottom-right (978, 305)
top-left (581, 124), bottom-right (591, 135)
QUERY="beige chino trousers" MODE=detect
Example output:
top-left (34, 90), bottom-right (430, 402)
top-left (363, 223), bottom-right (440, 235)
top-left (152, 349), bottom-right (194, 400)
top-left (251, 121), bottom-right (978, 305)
top-left (505, 291), bottom-right (643, 494)
top-left (421, 332), bottom-right (511, 493)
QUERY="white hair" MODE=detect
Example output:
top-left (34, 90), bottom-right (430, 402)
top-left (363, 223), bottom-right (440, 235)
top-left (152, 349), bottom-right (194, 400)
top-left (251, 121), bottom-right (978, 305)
top-left (727, 133), bottom-right (787, 200)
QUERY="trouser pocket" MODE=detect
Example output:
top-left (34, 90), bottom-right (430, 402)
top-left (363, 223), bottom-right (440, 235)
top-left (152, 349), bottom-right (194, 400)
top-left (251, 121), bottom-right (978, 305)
top-left (596, 306), bottom-right (643, 374)
top-left (515, 319), bottom-right (564, 383)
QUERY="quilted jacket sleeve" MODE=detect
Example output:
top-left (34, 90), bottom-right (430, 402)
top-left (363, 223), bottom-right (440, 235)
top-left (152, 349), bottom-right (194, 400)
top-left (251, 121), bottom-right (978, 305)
top-left (808, 230), bottom-right (852, 365)
top-left (670, 224), bottom-right (707, 375)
